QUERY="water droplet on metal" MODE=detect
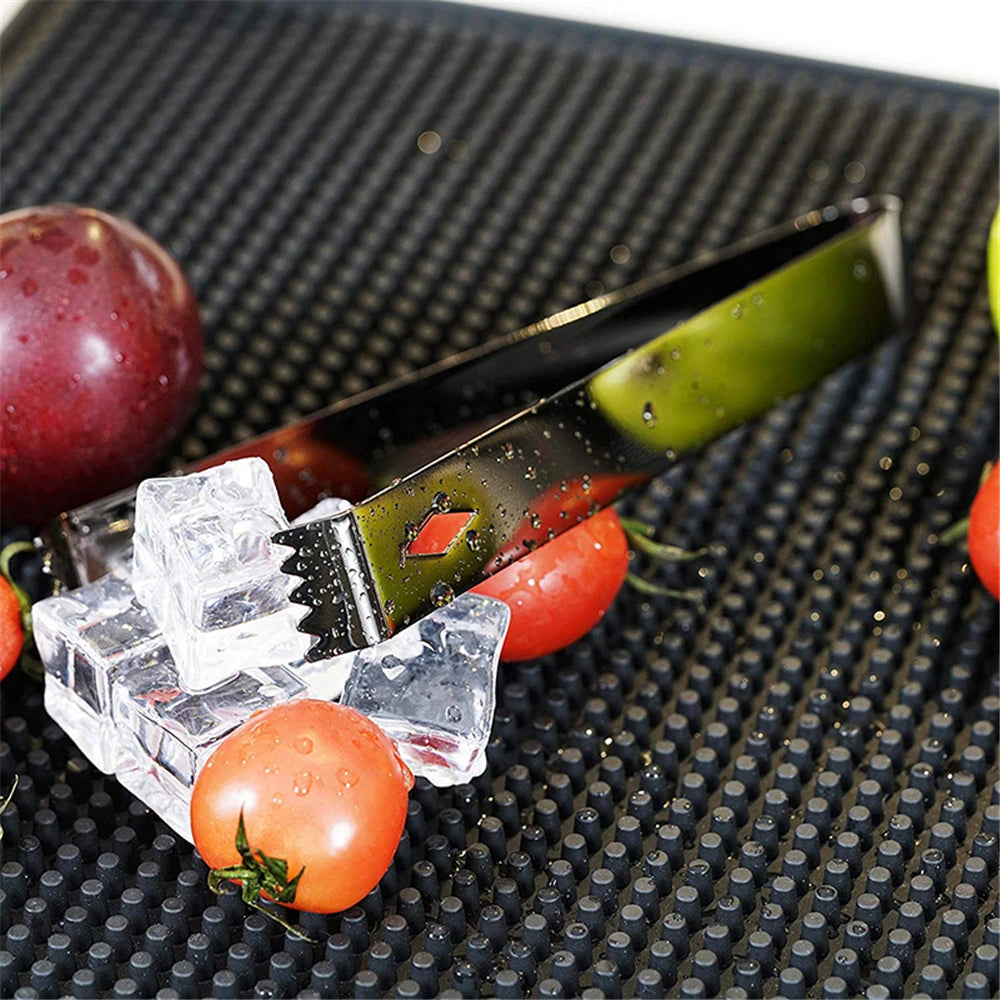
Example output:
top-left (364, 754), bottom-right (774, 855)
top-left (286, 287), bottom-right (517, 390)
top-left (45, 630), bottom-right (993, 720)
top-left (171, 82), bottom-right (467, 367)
top-left (430, 581), bottom-right (455, 607)
top-left (465, 529), bottom-right (482, 552)
top-left (445, 705), bottom-right (462, 723)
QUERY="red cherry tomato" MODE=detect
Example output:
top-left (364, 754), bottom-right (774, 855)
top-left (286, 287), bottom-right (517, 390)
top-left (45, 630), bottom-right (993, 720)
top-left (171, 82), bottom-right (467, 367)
top-left (0, 205), bottom-right (203, 524)
top-left (969, 463), bottom-right (1000, 599)
top-left (472, 507), bottom-right (629, 661)
top-left (191, 700), bottom-right (413, 914)
top-left (0, 578), bottom-right (24, 680)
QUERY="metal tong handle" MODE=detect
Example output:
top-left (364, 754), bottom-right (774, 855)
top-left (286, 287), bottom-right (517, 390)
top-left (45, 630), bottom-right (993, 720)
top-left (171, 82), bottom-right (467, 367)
top-left (273, 196), bottom-right (905, 658)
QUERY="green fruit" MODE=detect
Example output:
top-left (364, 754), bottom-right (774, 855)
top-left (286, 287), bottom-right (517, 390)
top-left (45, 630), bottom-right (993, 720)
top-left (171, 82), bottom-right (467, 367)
top-left (988, 206), bottom-right (999, 335)
top-left (589, 221), bottom-right (896, 456)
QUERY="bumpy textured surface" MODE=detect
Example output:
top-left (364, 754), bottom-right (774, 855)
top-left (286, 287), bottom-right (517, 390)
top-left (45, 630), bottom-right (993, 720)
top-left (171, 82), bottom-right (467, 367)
top-left (1, 2), bottom-right (998, 997)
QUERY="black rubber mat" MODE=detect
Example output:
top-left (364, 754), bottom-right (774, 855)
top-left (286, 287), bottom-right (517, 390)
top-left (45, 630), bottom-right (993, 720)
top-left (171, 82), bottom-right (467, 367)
top-left (1, 2), bottom-right (998, 997)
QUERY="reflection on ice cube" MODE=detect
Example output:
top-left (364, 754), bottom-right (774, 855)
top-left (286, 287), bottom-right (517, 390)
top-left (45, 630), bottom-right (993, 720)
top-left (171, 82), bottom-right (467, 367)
top-left (114, 662), bottom-right (306, 841)
top-left (342, 594), bottom-right (509, 786)
top-left (132, 458), bottom-right (308, 691)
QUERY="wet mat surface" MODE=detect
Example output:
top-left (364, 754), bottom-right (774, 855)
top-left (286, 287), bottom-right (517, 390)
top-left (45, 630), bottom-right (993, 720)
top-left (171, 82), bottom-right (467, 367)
top-left (1, 2), bottom-right (999, 997)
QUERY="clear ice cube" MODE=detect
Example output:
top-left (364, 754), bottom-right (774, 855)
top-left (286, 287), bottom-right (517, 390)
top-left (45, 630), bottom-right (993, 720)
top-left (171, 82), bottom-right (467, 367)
top-left (132, 458), bottom-right (308, 691)
top-left (341, 593), bottom-right (509, 785)
top-left (36, 569), bottom-right (307, 840)
top-left (36, 570), bottom-right (161, 773)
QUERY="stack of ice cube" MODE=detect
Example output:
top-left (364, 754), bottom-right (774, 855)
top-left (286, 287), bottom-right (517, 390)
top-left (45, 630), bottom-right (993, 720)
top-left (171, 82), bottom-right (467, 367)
top-left (35, 458), bottom-right (510, 840)
top-left (36, 570), bottom-right (307, 841)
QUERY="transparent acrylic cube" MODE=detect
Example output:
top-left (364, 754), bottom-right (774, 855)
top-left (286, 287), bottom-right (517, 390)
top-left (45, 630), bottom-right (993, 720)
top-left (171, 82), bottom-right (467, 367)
top-left (132, 458), bottom-right (308, 691)
top-left (36, 570), bottom-right (160, 774)
top-left (341, 593), bottom-right (509, 785)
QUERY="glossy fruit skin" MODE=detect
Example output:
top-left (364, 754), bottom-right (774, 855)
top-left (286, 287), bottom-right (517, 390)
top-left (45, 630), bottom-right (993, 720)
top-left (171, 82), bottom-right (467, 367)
top-left (472, 507), bottom-right (629, 661)
top-left (0, 578), bottom-right (24, 680)
top-left (0, 205), bottom-right (203, 524)
top-left (969, 463), bottom-right (1000, 599)
top-left (191, 700), bottom-right (413, 914)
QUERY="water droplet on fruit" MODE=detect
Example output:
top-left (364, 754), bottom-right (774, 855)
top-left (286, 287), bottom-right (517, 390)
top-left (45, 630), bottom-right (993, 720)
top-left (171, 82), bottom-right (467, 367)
top-left (338, 768), bottom-right (358, 788)
top-left (293, 737), bottom-right (314, 755)
top-left (293, 771), bottom-right (313, 795)
top-left (272, 794), bottom-right (284, 806)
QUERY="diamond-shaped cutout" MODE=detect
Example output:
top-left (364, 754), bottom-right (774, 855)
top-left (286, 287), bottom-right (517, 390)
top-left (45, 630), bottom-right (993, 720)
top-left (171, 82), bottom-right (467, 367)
top-left (406, 511), bottom-right (476, 557)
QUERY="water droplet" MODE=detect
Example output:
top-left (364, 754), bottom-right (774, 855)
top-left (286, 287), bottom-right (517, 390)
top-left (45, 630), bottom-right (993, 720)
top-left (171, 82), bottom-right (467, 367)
top-left (445, 705), bottom-right (462, 723)
top-left (501, 442), bottom-right (515, 461)
top-left (524, 466), bottom-right (537, 480)
top-left (430, 581), bottom-right (455, 607)
top-left (530, 513), bottom-right (542, 530)
top-left (403, 521), bottom-right (419, 543)
top-left (581, 475), bottom-right (592, 494)
top-left (384, 598), bottom-right (395, 615)
top-left (293, 771), bottom-right (313, 795)
top-left (271, 794), bottom-right (284, 806)
top-left (642, 402), bottom-right (657, 427)
top-left (731, 303), bottom-right (742, 318)
top-left (417, 130), bottom-right (441, 154)
top-left (293, 737), bottom-right (314, 755)
top-left (432, 491), bottom-right (452, 511)
top-left (670, 347), bottom-right (682, 361)
top-left (465, 529), bottom-right (482, 552)
top-left (853, 260), bottom-right (869, 280)
top-left (338, 768), bottom-right (358, 788)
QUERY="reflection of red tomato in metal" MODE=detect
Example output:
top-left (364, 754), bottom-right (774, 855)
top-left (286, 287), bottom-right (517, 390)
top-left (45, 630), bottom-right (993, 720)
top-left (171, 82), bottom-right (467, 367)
top-left (488, 472), bottom-right (646, 570)
top-left (472, 507), bottom-right (630, 661)
top-left (192, 433), bottom-right (371, 518)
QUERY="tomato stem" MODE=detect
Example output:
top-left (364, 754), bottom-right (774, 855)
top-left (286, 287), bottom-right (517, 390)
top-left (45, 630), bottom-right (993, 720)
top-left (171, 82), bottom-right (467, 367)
top-left (619, 518), bottom-right (707, 561)
top-left (207, 810), bottom-right (315, 942)
top-left (0, 541), bottom-right (35, 633)
top-left (625, 572), bottom-right (701, 601)
top-left (0, 776), bottom-right (19, 842)
top-left (938, 516), bottom-right (970, 546)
